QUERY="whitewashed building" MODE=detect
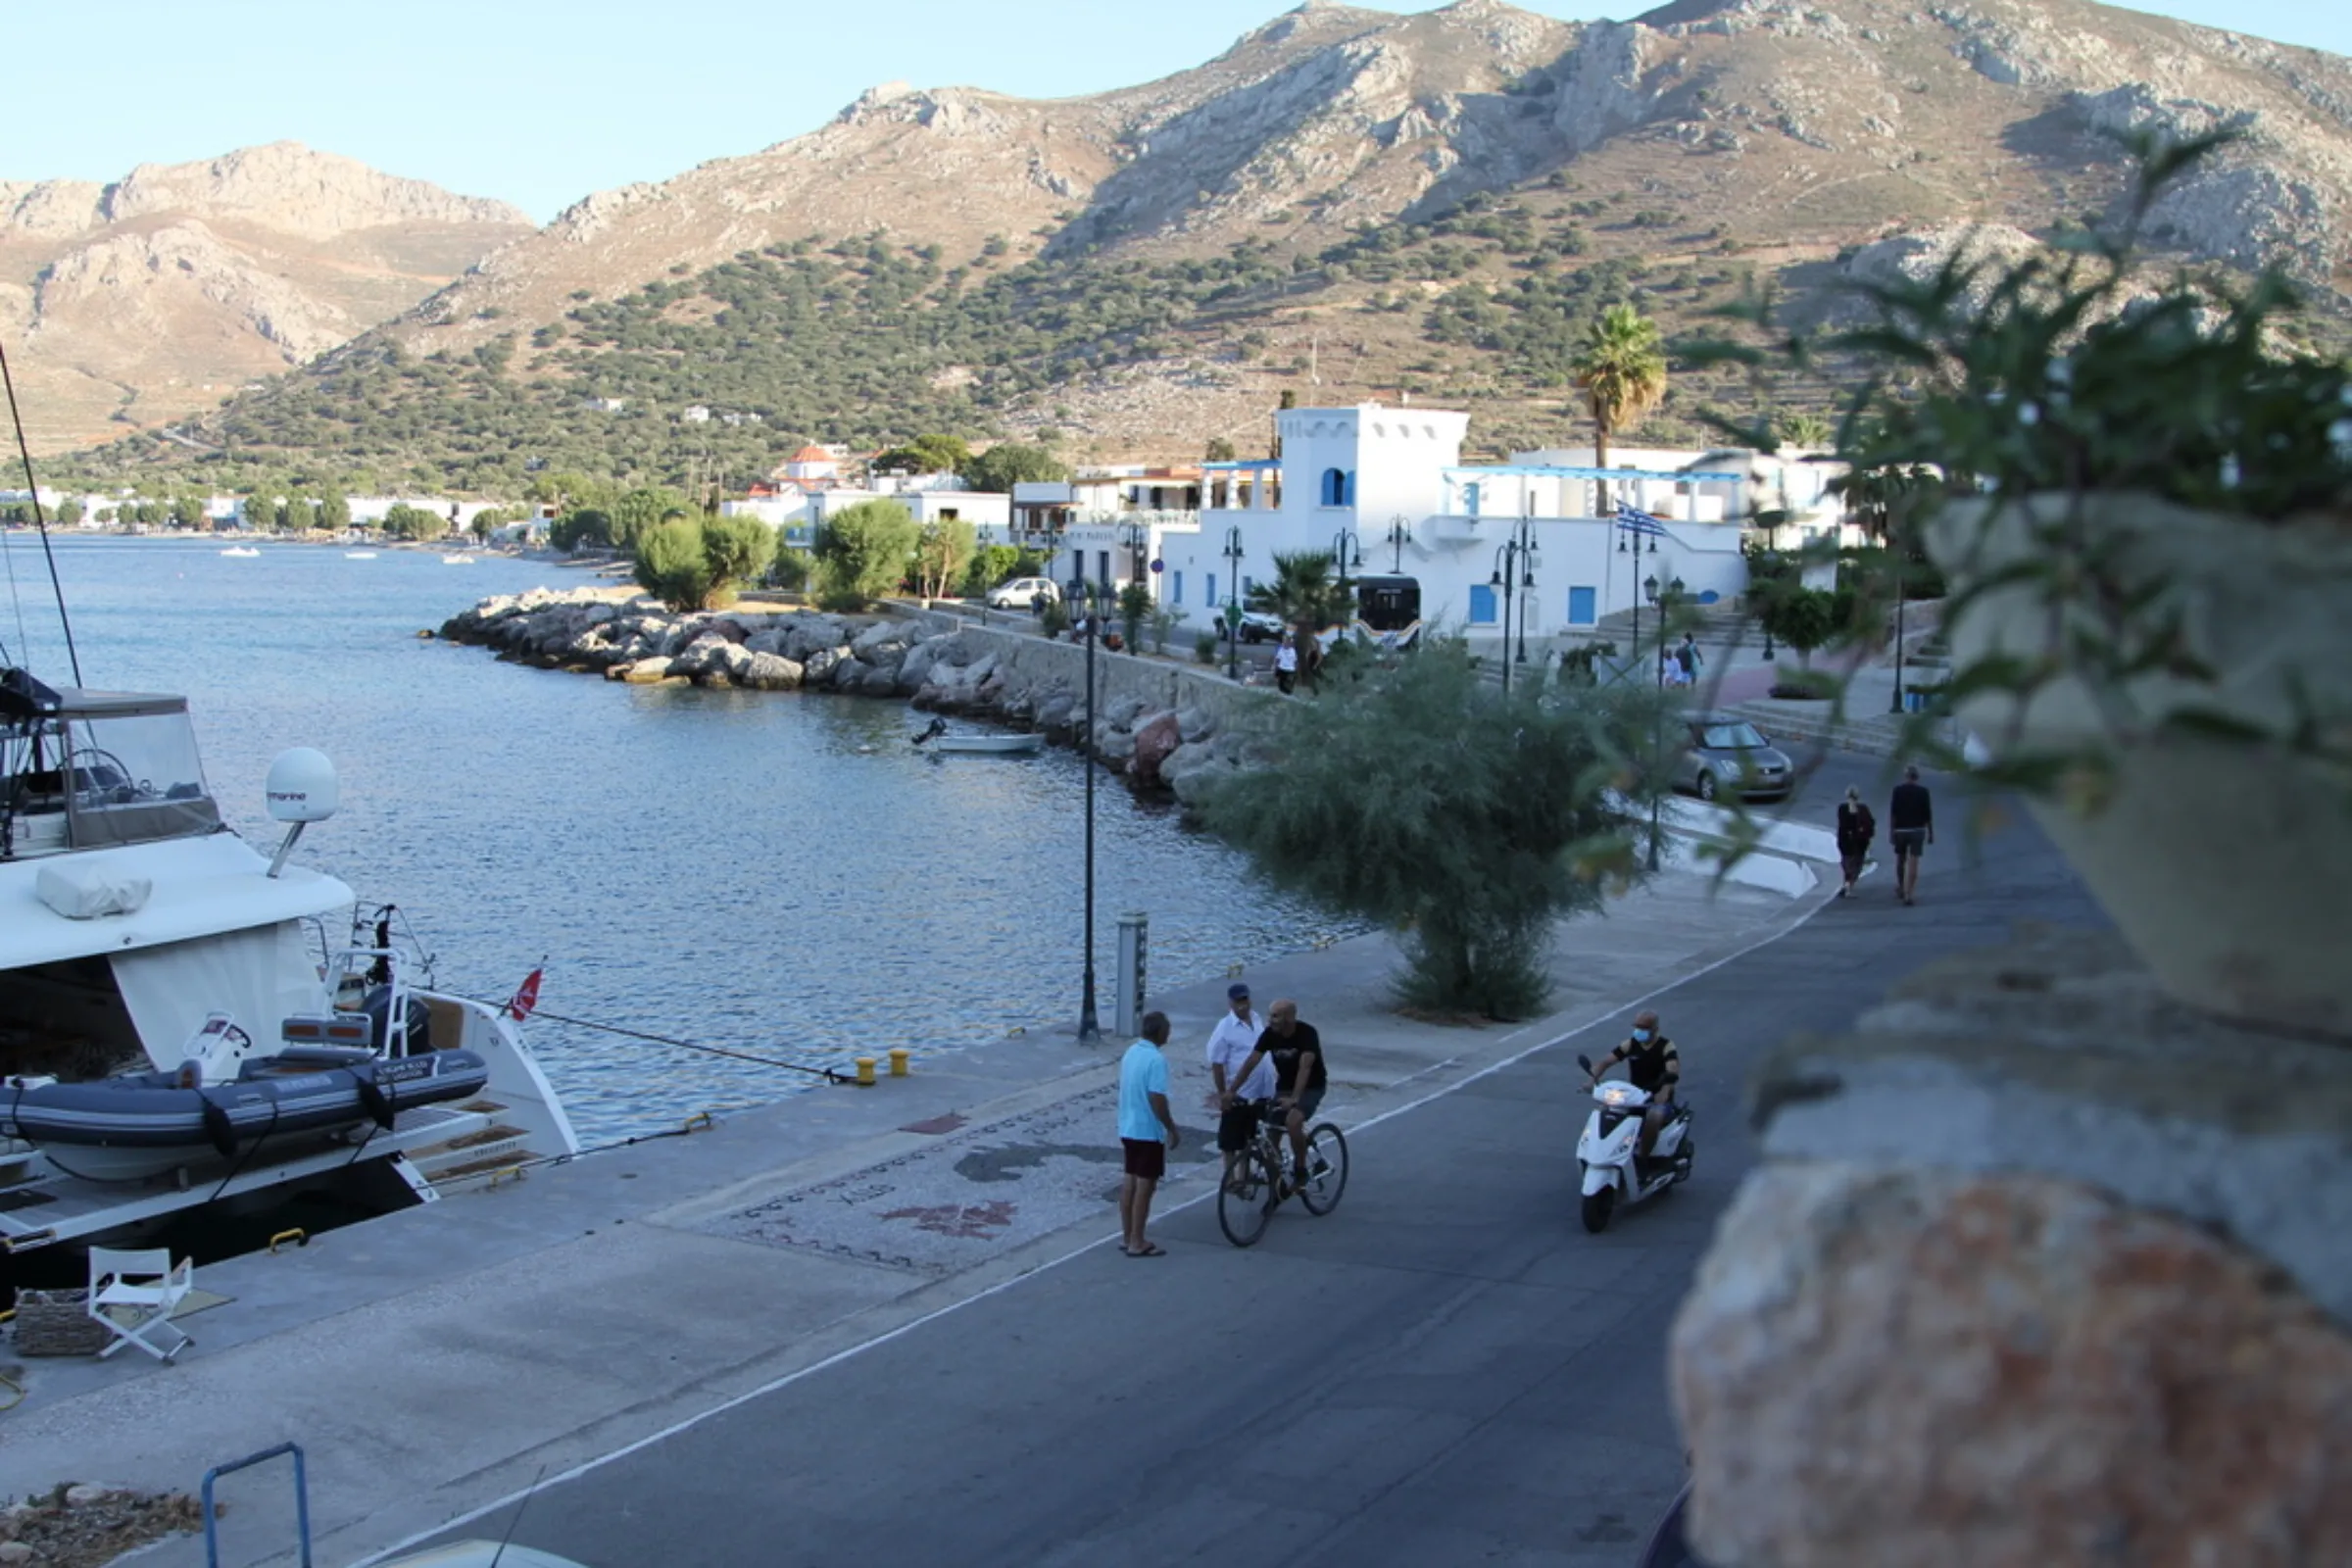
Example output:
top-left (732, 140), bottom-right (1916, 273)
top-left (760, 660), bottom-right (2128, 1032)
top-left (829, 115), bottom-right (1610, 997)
top-left (1119, 403), bottom-right (1854, 645)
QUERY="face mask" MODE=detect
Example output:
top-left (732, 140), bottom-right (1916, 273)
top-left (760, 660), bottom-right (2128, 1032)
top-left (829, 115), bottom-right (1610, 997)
top-left (1632, 1028), bottom-right (1653, 1044)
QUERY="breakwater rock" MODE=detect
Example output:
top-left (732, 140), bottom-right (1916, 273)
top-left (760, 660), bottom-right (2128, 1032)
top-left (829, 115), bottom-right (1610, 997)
top-left (438, 588), bottom-right (1272, 806)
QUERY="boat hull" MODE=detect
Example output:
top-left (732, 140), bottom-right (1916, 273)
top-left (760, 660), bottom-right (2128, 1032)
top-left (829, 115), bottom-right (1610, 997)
top-left (928, 734), bottom-right (1045, 755)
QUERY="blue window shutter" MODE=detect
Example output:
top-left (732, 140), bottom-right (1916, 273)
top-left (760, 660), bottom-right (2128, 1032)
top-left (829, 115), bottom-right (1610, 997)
top-left (1206, 572), bottom-right (1217, 607)
top-left (1469, 583), bottom-right (1497, 625)
top-left (1173, 570), bottom-right (1184, 606)
top-left (1568, 586), bottom-right (1597, 625)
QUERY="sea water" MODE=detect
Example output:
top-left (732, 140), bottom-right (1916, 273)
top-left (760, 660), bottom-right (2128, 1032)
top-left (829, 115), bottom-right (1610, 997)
top-left (0, 535), bottom-right (1354, 1141)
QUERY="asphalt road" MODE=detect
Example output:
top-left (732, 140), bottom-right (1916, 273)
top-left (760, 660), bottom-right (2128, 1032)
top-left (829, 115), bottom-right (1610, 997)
top-left (428, 765), bottom-right (2093, 1568)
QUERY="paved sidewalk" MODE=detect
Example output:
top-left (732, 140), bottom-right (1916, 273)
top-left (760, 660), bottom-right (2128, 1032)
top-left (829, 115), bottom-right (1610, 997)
top-left (1, 867), bottom-right (1816, 1567)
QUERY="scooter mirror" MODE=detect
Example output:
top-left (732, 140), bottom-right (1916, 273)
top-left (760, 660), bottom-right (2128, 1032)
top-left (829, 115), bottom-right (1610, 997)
top-left (1576, 1054), bottom-right (1594, 1073)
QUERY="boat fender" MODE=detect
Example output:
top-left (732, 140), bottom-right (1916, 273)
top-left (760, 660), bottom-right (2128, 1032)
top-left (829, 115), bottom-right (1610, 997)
top-left (199, 1096), bottom-right (239, 1161)
top-left (355, 1073), bottom-right (396, 1131)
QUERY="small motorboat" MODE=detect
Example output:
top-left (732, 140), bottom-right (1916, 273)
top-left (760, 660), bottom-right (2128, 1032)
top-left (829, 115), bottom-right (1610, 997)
top-left (220, 546), bottom-right (261, 559)
top-left (921, 731), bottom-right (1045, 756)
top-left (345, 550), bottom-right (377, 561)
top-left (441, 553), bottom-right (476, 564)
top-left (3, 1013), bottom-right (491, 1181)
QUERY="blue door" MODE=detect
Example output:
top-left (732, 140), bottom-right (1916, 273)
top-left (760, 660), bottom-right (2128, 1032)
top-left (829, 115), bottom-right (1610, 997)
top-left (1568, 586), bottom-right (1597, 625)
top-left (1206, 573), bottom-right (1217, 609)
top-left (1172, 570), bottom-right (1184, 606)
top-left (1468, 583), bottom-right (1497, 625)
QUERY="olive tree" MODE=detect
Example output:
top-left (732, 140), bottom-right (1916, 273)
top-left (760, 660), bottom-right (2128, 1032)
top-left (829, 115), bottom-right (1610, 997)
top-left (1201, 646), bottom-right (1676, 1019)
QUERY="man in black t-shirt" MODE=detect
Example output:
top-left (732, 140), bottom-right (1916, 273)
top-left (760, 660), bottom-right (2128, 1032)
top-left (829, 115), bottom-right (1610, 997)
top-left (1235, 998), bottom-right (1325, 1184)
top-left (1592, 1008), bottom-right (1680, 1156)
top-left (1887, 764), bottom-right (1935, 906)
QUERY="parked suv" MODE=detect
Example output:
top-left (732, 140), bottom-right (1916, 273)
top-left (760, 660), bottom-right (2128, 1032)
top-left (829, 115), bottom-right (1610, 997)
top-left (1678, 711), bottom-right (1793, 803)
top-left (985, 576), bottom-right (1060, 611)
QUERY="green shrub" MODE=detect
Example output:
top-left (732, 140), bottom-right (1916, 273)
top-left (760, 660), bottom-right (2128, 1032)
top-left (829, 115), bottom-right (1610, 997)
top-left (702, 514), bottom-right (775, 598)
top-left (1118, 582), bottom-right (1153, 648)
top-left (634, 518), bottom-right (715, 612)
top-left (1195, 631), bottom-right (1219, 664)
top-left (771, 546), bottom-right (812, 591)
top-left (811, 499), bottom-right (917, 611)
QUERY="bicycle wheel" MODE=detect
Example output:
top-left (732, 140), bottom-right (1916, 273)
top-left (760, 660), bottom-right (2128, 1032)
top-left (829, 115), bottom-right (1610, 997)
top-left (1217, 1146), bottom-right (1277, 1248)
top-left (1297, 1123), bottom-right (1349, 1215)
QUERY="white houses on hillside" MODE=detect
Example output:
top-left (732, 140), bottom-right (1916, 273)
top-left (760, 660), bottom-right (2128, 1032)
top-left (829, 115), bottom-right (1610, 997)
top-left (1021, 403), bottom-right (1852, 646)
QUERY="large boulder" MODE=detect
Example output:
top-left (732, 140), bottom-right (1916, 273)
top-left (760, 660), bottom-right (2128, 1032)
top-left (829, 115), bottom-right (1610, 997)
top-left (830, 656), bottom-right (866, 690)
top-left (615, 657), bottom-right (680, 685)
top-left (739, 652), bottom-right (803, 691)
top-left (852, 619), bottom-right (910, 662)
top-left (897, 641), bottom-right (944, 694)
top-left (744, 627), bottom-right (786, 657)
top-left (784, 615), bottom-right (850, 662)
top-left (858, 661), bottom-right (902, 696)
top-left (1131, 711), bottom-right (1183, 787)
top-left (1673, 1162), bottom-right (2352, 1568)
top-left (1176, 706), bottom-right (1214, 745)
top-left (1096, 723), bottom-right (1138, 767)
top-left (1106, 695), bottom-right (1149, 729)
top-left (801, 646), bottom-right (849, 683)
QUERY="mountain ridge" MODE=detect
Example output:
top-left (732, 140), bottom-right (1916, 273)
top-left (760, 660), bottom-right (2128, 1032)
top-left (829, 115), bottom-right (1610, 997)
top-left (33, 0), bottom-right (2352, 485)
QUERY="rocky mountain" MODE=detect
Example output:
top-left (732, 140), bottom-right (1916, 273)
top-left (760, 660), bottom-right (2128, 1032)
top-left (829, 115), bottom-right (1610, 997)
top-left (1, 142), bottom-right (532, 450)
top-left (64, 0), bottom-right (2352, 484)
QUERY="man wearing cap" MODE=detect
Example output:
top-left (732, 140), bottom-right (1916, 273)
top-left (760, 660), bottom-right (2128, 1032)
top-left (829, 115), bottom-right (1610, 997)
top-left (1205, 982), bottom-right (1270, 1194)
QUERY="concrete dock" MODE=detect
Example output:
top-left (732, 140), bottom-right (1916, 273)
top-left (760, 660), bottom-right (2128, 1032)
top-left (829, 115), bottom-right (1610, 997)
top-left (2, 842), bottom-right (1827, 1566)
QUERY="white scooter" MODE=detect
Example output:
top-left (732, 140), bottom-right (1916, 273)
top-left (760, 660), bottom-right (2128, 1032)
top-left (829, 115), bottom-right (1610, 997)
top-left (1574, 1053), bottom-right (1695, 1233)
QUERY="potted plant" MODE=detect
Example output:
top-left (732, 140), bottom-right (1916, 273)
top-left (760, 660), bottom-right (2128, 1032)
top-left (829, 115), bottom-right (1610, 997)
top-left (1783, 133), bottom-right (2352, 1038)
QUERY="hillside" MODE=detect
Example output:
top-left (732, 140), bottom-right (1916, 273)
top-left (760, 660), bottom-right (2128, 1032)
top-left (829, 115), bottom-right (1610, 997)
top-left (0, 142), bottom-right (534, 451)
top-left (61, 0), bottom-right (2352, 491)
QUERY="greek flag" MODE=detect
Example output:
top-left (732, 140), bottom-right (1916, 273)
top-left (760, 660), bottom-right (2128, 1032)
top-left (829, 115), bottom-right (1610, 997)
top-left (1613, 502), bottom-right (1670, 538)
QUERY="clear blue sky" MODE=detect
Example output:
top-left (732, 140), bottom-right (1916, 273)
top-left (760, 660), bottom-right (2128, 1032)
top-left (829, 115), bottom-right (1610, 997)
top-left (5, 0), bottom-right (2343, 222)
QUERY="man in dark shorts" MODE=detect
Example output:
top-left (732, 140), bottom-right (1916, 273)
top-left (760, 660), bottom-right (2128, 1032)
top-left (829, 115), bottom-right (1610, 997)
top-left (1235, 999), bottom-right (1325, 1186)
top-left (1888, 764), bottom-right (1935, 906)
top-left (1117, 1010), bottom-right (1180, 1257)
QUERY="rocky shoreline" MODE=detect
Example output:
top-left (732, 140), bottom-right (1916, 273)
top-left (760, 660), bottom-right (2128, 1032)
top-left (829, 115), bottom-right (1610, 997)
top-left (437, 587), bottom-right (1269, 806)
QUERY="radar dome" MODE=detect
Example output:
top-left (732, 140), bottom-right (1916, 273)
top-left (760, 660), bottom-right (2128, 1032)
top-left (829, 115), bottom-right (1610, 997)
top-left (265, 748), bottom-right (339, 823)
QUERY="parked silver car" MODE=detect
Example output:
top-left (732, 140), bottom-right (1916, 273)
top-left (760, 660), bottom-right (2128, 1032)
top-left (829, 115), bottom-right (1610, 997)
top-left (1678, 711), bottom-right (1793, 803)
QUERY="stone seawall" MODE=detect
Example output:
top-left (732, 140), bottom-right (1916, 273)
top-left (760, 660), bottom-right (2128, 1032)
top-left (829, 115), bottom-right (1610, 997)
top-left (436, 589), bottom-right (1279, 806)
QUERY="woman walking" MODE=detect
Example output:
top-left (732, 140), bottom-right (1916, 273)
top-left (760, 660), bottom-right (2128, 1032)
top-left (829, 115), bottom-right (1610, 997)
top-left (1836, 786), bottom-right (1875, 899)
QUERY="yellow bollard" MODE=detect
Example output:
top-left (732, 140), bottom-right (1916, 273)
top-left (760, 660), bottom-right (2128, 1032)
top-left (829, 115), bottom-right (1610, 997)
top-left (268, 1227), bottom-right (308, 1254)
top-left (888, 1049), bottom-right (911, 1078)
top-left (856, 1056), bottom-right (877, 1087)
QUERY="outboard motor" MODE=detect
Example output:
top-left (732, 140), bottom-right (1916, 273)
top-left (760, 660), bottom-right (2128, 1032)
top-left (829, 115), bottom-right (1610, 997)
top-left (360, 985), bottom-right (431, 1057)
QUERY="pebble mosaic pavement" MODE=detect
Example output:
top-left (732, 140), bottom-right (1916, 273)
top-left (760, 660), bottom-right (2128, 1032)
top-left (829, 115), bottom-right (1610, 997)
top-left (697, 1085), bottom-right (1221, 1275)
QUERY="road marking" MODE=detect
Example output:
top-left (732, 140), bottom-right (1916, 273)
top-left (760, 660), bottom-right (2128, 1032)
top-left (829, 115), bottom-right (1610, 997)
top-left (353, 896), bottom-right (1827, 1565)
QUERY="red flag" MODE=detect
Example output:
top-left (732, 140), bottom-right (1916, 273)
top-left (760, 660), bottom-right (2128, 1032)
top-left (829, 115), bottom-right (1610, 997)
top-left (505, 967), bottom-right (543, 1022)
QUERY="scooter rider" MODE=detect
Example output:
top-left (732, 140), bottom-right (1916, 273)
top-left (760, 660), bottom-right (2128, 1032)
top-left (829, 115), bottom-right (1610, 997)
top-left (1591, 1009), bottom-right (1679, 1158)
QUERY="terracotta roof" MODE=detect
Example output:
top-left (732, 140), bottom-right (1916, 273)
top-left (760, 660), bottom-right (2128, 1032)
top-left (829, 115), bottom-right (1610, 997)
top-left (790, 446), bottom-right (834, 462)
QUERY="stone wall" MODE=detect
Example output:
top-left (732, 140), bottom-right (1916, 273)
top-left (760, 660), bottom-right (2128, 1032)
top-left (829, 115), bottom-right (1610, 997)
top-left (435, 589), bottom-right (1281, 806)
top-left (1669, 927), bottom-right (2352, 1568)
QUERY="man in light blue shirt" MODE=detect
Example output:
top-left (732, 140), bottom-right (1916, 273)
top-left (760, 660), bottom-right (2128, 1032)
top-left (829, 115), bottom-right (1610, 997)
top-left (1117, 1010), bottom-right (1180, 1257)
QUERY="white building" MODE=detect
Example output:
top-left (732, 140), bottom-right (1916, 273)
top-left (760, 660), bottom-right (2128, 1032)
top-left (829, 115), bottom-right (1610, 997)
top-left (1135, 403), bottom-right (1854, 646)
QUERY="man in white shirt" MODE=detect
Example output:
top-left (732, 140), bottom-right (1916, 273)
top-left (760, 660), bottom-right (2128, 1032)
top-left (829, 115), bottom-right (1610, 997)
top-left (1205, 982), bottom-right (1270, 1192)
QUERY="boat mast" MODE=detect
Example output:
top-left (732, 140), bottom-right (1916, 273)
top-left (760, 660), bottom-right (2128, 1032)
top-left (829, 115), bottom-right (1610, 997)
top-left (0, 332), bottom-right (84, 685)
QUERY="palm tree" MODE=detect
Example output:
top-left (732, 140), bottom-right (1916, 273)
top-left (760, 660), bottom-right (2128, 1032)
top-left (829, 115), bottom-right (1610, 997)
top-left (1247, 549), bottom-right (1349, 636)
top-left (1570, 303), bottom-right (1669, 514)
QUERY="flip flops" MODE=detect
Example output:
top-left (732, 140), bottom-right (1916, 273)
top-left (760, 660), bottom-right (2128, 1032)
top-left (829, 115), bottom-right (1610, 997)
top-left (1124, 1243), bottom-right (1166, 1257)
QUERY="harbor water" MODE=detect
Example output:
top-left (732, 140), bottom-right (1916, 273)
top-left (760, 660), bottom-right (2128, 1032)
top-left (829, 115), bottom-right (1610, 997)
top-left (0, 535), bottom-right (1358, 1142)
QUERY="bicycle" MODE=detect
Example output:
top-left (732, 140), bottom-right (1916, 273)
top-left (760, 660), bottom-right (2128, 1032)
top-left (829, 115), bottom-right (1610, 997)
top-left (1216, 1102), bottom-right (1349, 1247)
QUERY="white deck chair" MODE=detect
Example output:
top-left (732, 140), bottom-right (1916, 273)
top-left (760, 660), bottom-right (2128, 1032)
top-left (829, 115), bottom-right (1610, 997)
top-left (87, 1247), bottom-right (195, 1363)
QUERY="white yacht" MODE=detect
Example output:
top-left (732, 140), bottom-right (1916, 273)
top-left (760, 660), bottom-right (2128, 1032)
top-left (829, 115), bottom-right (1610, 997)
top-left (0, 666), bottom-right (579, 1265)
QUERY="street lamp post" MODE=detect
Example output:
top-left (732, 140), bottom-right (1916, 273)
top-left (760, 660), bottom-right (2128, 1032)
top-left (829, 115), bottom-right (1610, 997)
top-left (1510, 512), bottom-right (1538, 673)
top-left (1331, 527), bottom-right (1361, 639)
top-left (1222, 524), bottom-right (1246, 682)
top-left (1645, 572), bottom-right (1663, 873)
top-left (1887, 541), bottom-right (1909, 715)
top-left (1489, 543), bottom-right (1518, 696)
top-left (1386, 515), bottom-right (1411, 573)
top-left (1071, 567), bottom-right (1102, 1043)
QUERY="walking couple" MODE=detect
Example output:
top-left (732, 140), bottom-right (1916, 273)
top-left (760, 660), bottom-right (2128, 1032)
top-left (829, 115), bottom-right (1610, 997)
top-left (1835, 764), bottom-right (1935, 904)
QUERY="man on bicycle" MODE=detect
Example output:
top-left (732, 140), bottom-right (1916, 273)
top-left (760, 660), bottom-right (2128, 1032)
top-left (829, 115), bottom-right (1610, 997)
top-left (1234, 999), bottom-right (1324, 1187)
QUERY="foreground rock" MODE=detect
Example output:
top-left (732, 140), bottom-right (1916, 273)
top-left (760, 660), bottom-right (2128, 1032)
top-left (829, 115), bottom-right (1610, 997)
top-left (439, 589), bottom-right (1262, 803)
top-left (1670, 929), bottom-right (2352, 1568)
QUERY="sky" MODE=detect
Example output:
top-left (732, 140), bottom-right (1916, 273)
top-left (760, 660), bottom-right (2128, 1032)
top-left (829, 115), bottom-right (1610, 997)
top-left (2, 0), bottom-right (2345, 223)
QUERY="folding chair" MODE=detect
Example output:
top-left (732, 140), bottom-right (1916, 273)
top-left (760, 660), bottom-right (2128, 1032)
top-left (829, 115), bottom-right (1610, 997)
top-left (87, 1247), bottom-right (196, 1363)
